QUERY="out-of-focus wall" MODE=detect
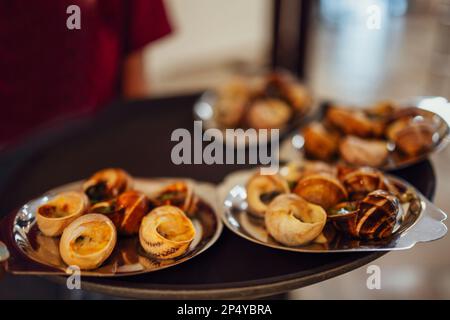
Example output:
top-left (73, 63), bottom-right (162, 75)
top-left (144, 0), bottom-right (272, 96)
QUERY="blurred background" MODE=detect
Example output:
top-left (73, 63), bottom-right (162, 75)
top-left (145, 0), bottom-right (449, 101)
top-left (1, 0), bottom-right (449, 299)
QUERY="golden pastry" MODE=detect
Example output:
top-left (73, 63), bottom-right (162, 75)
top-left (152, 181), bottom-right (197, 216)
top-left (83, 168), bottom-right (132, 203)
top-left (265, 194), bottom-right (327, 246)
top-left (91, 190), bottom-right (149, 235)
top-left (339, 136), bottom-right (388, 167)
top-left (293, 173), bottom-right (347, 209)
top-left (59, 214), bottom-right (117, 270)
top-left (246, 173), bottom-right (290, 218)
top-left (246, 99), bottom-right (292, 129)
top-left (339, 167), bottom-right (386, 200)
top-left (386, 117), bottom-right (436, 156)
top-left (303, 122), bottom-right (340, 160)
top-left (139, 205), bottom-right (195, 260)
top-left (326, 106), bottom-right (375, 138)
top-left (36, 191), bottom-right (89, 237)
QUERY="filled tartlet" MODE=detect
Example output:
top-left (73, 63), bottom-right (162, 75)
top-left (83, 168), bottom-right (133, 203)
top-left (36, 191), bottom-right (89, 237)
top-left (59, 214), bottom-right (117, 270)
top-left (90, 190), bottom-right (149, 235)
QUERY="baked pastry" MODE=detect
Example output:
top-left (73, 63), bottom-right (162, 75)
top-left (339, 136), bottom-right (388, 167)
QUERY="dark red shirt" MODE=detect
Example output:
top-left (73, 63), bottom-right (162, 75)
top-left (0, 0), bottom-right (171, 147)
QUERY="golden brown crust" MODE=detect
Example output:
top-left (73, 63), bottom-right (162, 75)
top-left (303, 122), bottom-right (340, 161)
top-left (339, 136), bottom-right (388, 167)
top-left (293, 173), bottom-right (348, 209)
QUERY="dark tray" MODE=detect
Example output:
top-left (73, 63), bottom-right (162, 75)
top-left (0, 94), bottom-right (436, 299)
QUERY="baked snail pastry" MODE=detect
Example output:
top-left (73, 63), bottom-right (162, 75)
top-left (214, 77), bottom-right (249, 127)
top-left (246, 98), bottom-right (292, 130)
top-left (282, 82), bottom-right (312, 114)
top-left (152, 181), bottom-right (197, 216)
top-left (386, 117), bottom-right (436, 156)
top-left (215, 97), bottom-right (247, 128)
top-left (91, 190), bottom-right (149, 235)
top-left (281, 161), bottom-right (336, 188)
top-left (303, 122), bottom-right (340, 161)
top-left (217, 76), bottom-right (250, 101)
top-left (339, 167), bottom-right (386, 200)
top-left (326, 106), bottom-right (376, 138)
top-left (293, 174), bottom-right (347, 210)
top-left (265, 73), bottom-right (311, 113)
top-left (83, 168), bottom-right (132, 203)
top-left (139, 205), bottom-right (196, 260)
top-left (300, 161), bottom-right (337, 179)
top-left (265, 194), bottom-right (327, 246)
top-left (328, 190), bottom-right (399, 239)
top-left (59, 214), bottom-right (117, 270)
top-left (246, 173), bottom-right (290, 218)
top-left (339, 136), bottom-right (388, 167)
top-left (36, 191), bottom-right (89, 237)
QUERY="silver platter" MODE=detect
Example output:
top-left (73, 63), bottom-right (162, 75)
top-left (280, 96), bottom-right (450, 171)
top-left (218, 168), bottom-right (447, 252)
top-left (2, 178), bottom-right (222, 277)
top-left (193, 91), bottom-right (317, 148)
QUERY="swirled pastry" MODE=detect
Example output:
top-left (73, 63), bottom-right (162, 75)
top-left (328, 190), bottom-right (399, 239)
top-left (83, 168), bottom-right (132, 203)
top-left (293, 173), bottom-right (347, 209)
top-left (139, 206), bottom-right (196, 260)
top-left (265, 194), bottom-right (327, 246)
top-left (246, 173), bottom-right (290, 218)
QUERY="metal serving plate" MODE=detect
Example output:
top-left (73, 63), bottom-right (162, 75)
top-left (194, 91), bottom-right (317, 148)
top-left (218, 169), bottom-right (447, 252)
top-left (280, 96), bottom-right (450, 171)
top-left (193, 73), bottom-right (317, 148)
top-left (0, 178), bottom-right (222, 277)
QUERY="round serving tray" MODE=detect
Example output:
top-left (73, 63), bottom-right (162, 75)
top-left (218, 168), bottom-right (447, 253)
top-left (0, 94), bottom-right (441, 298)
top-left (280, 96), bottom-right (450, 171)
top-left (0, 178), bottom-right (222, 277)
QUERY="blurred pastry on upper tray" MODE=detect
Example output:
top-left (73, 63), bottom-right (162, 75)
top-left (210, 71), bottom-right (313, 131)
top-left (297, 100), bottom-right (447, 169)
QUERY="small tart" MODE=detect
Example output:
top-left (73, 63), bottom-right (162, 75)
top-left (36, 191), bottom-right (89, 237)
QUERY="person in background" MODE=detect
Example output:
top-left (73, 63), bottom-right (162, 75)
top-left (0, 0), bottom-right (172, 148)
